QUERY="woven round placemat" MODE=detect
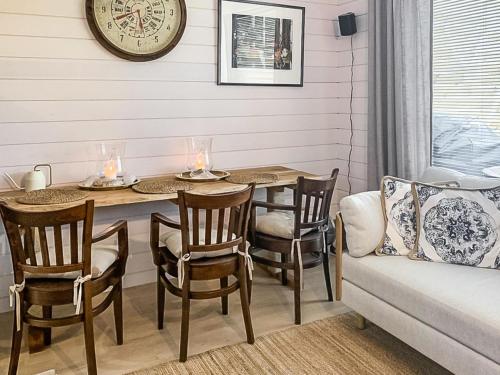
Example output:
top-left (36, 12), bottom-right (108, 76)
top-left (132, 180), bottom-right (193, 194)
top-left (16, 189), bottom-right (89, 205)
top-left (226, 173), bottom-right (279, 185)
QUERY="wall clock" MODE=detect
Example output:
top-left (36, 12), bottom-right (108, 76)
top-left (86, 0), bottom-right (187, 61)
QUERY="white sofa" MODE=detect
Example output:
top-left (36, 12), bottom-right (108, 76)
top-left (335, 168), bottom-right (500, 375)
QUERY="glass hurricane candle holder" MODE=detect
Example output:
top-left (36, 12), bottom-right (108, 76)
top-left (96, 141), bottom-right (126, 180)
top-left (185, 137), bottom-right (214, 178)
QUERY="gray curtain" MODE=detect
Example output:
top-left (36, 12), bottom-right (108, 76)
top-left (367, 0), bottom-right (432, 189)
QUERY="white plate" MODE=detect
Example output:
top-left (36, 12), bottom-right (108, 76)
top-left (482, 166), bottom-right (500, 178)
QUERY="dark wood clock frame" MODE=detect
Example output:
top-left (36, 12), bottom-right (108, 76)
top-left (85, 0), bottom-right (187, 62)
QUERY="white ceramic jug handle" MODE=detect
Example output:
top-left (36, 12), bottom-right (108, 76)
top-left (34, 164), bottom-right (52, 187)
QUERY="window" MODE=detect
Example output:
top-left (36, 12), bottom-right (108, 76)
top-left (432, 0), bottom-right (500, 175)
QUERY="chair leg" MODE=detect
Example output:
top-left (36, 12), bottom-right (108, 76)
top-left (220, 277), bottom-right (228, 315)
top-left (42, 305), bottom-right (52, 346)
top-left (322, 252), bottom-right (334, 302)
top-left (179, 277), bottom-right (191, 362)
top-left (247, 268), bottom-right (252, 305)
top-left (113, 281), bottom-right (124, 345)
top-left (293, 249), bottom-right (302, 325)
top-left (239, 267), bottom-right (255, 344)
top-left (8, 308), bottom-right (23, 375)
top-left (157, 268), bottom-right (165, 330)
top-left (281, 253), bottom-right (288, 286)
top-left (83, 284), bottom-right (97, 375)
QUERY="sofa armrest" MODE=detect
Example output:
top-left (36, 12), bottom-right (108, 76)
top-left (335, 212), bottom-right (344, 301)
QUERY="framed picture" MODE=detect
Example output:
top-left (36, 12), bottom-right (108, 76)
top-left (217, 0), bottom-right (305, 87)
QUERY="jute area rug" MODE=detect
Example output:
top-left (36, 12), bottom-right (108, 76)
top-left (129, 313), bottom-right (450, 375)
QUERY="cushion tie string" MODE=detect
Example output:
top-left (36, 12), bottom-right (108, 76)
top-left (177, 253), bottom-right (191, 288)
top-left (237, 248), bottom-right (254, 280)
top-left (73, 275), bottom-right (92, 315)
top-left (9, 280), bottom-right (25, 331)
top-left (318, 224), bottom-right (329, 254)
top-left (291, 238), bottom-right (304, 290)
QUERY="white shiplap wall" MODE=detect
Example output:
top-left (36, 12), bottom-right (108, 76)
top-left (0, 0), bottom-right (368, 312)
top-left (333, 0), bottom-right (369, 207)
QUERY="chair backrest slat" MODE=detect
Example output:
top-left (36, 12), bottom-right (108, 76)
top-left (177, 185), bottom-right (255, 255)
top-left (192, 208), bottom-right (200, 245)
top-left (53, 225), bottom-right (64, 266)
top-left (311, 192), bottom-right (321, 222)
top-left (227, 207), bottom-right (236, 242)
top-left (204, 209), bottom-right (212, 245)
top-left (24, 227), bottom-right (37, 266)
top-left (303, 195), bottom-right (311, 223)
top-left (217, 209), bottom-right (225, 243)
top-left (70, 222), bottom-right (79, 264)
top-left (38, 227), bottom-right (51, 266)
top-left (0, 201), bottom-right (95, 284)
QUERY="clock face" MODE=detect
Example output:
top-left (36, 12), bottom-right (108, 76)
top-left (86, 0), bottom-right (187, 61)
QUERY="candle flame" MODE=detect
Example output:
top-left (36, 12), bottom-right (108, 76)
top-left (194, 152), bottom-right (205, 170)
top-left (104, 159), bottom-right (118, 179)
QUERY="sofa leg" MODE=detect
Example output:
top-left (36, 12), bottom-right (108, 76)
top-left (355, 314), bottom-right (367, 330)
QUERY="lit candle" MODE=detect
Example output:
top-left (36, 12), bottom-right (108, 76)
top-left (103, 159), bottom-right (118, 180)
top-left (194, 152), bottom-right (205, 170)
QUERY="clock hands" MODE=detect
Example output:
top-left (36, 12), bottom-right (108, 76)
top-left (137, 10), bottom-right (144, 32)
top-left (114, 11), bottom-right (136, 21)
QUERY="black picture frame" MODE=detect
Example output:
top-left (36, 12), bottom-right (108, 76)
top-left (217, 0), bottom-right (305, 87)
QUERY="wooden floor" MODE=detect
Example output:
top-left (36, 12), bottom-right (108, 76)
top-left (0, 258), bottom-right (349, 375)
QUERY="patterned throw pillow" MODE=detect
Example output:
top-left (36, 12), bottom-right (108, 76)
top-left (377, 177), bottom-right (416, 256)
top-left (411, 182), bottom-right (500, 269)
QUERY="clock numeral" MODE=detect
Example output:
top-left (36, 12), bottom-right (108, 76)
top-left (166, 24), bottom-right (171, 30)
top-left (120, 34), bottom-right (125, 42)
top-left (169, 9), bottom-right (174, 16)
top-left (155, 35), bottom-right (159, 43)
top-left (137, 39), bottom-right (142, 47)
top-left (101, 6), bottom-right (106, 13)
top-left (108, 21), bottom-right (113, 29)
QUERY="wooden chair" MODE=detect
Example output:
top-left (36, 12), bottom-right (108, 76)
top-left (0, 201), bottom-right (128, 375)
top-left (150, 185), bottom-right (256, 362)
top-left (249, 169), bottom-right (338, 325)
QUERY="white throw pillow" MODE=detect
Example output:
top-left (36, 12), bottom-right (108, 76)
top-left (411, 183), bottom-right (500, 269)
top-left (378, 177), bottom-right (415, 256)
top-left (339, 191), bottom-right (384, 257)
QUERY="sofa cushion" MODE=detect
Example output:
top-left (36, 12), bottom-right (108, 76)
top-left (343, 254), bottom-right (500, 364)
top-left (412, 183), bottom-right (500, 268)
top-left (340, 191), bottom-right (384, 257)
top-left (26, 245), bottom-right (118, 279)
top-left (160, 227), bottom-right (245, 259)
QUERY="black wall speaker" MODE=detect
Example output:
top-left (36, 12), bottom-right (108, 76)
top-left (338, 12), bottom-right (357, 36)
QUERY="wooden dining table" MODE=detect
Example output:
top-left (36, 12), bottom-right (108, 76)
top-left (0, 165), bottom-right (317, 353)
top-left (0, 166), bottom-right (316, 212)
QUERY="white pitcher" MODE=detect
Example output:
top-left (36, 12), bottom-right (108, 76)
top-left (5, 164), bottom-right (52, 192)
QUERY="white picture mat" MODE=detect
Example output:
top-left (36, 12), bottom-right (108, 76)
top-left (219, 1), bottom-right (304, 85)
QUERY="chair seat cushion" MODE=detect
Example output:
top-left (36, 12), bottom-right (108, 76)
top-left (343, 254), bottom-right (500, 364)
top-left (160, 228), bottom-right (247, 259)
top-left (255, 211), bottom-right (315, 240)
top-left (26, 245), bottom-right (118, 279)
